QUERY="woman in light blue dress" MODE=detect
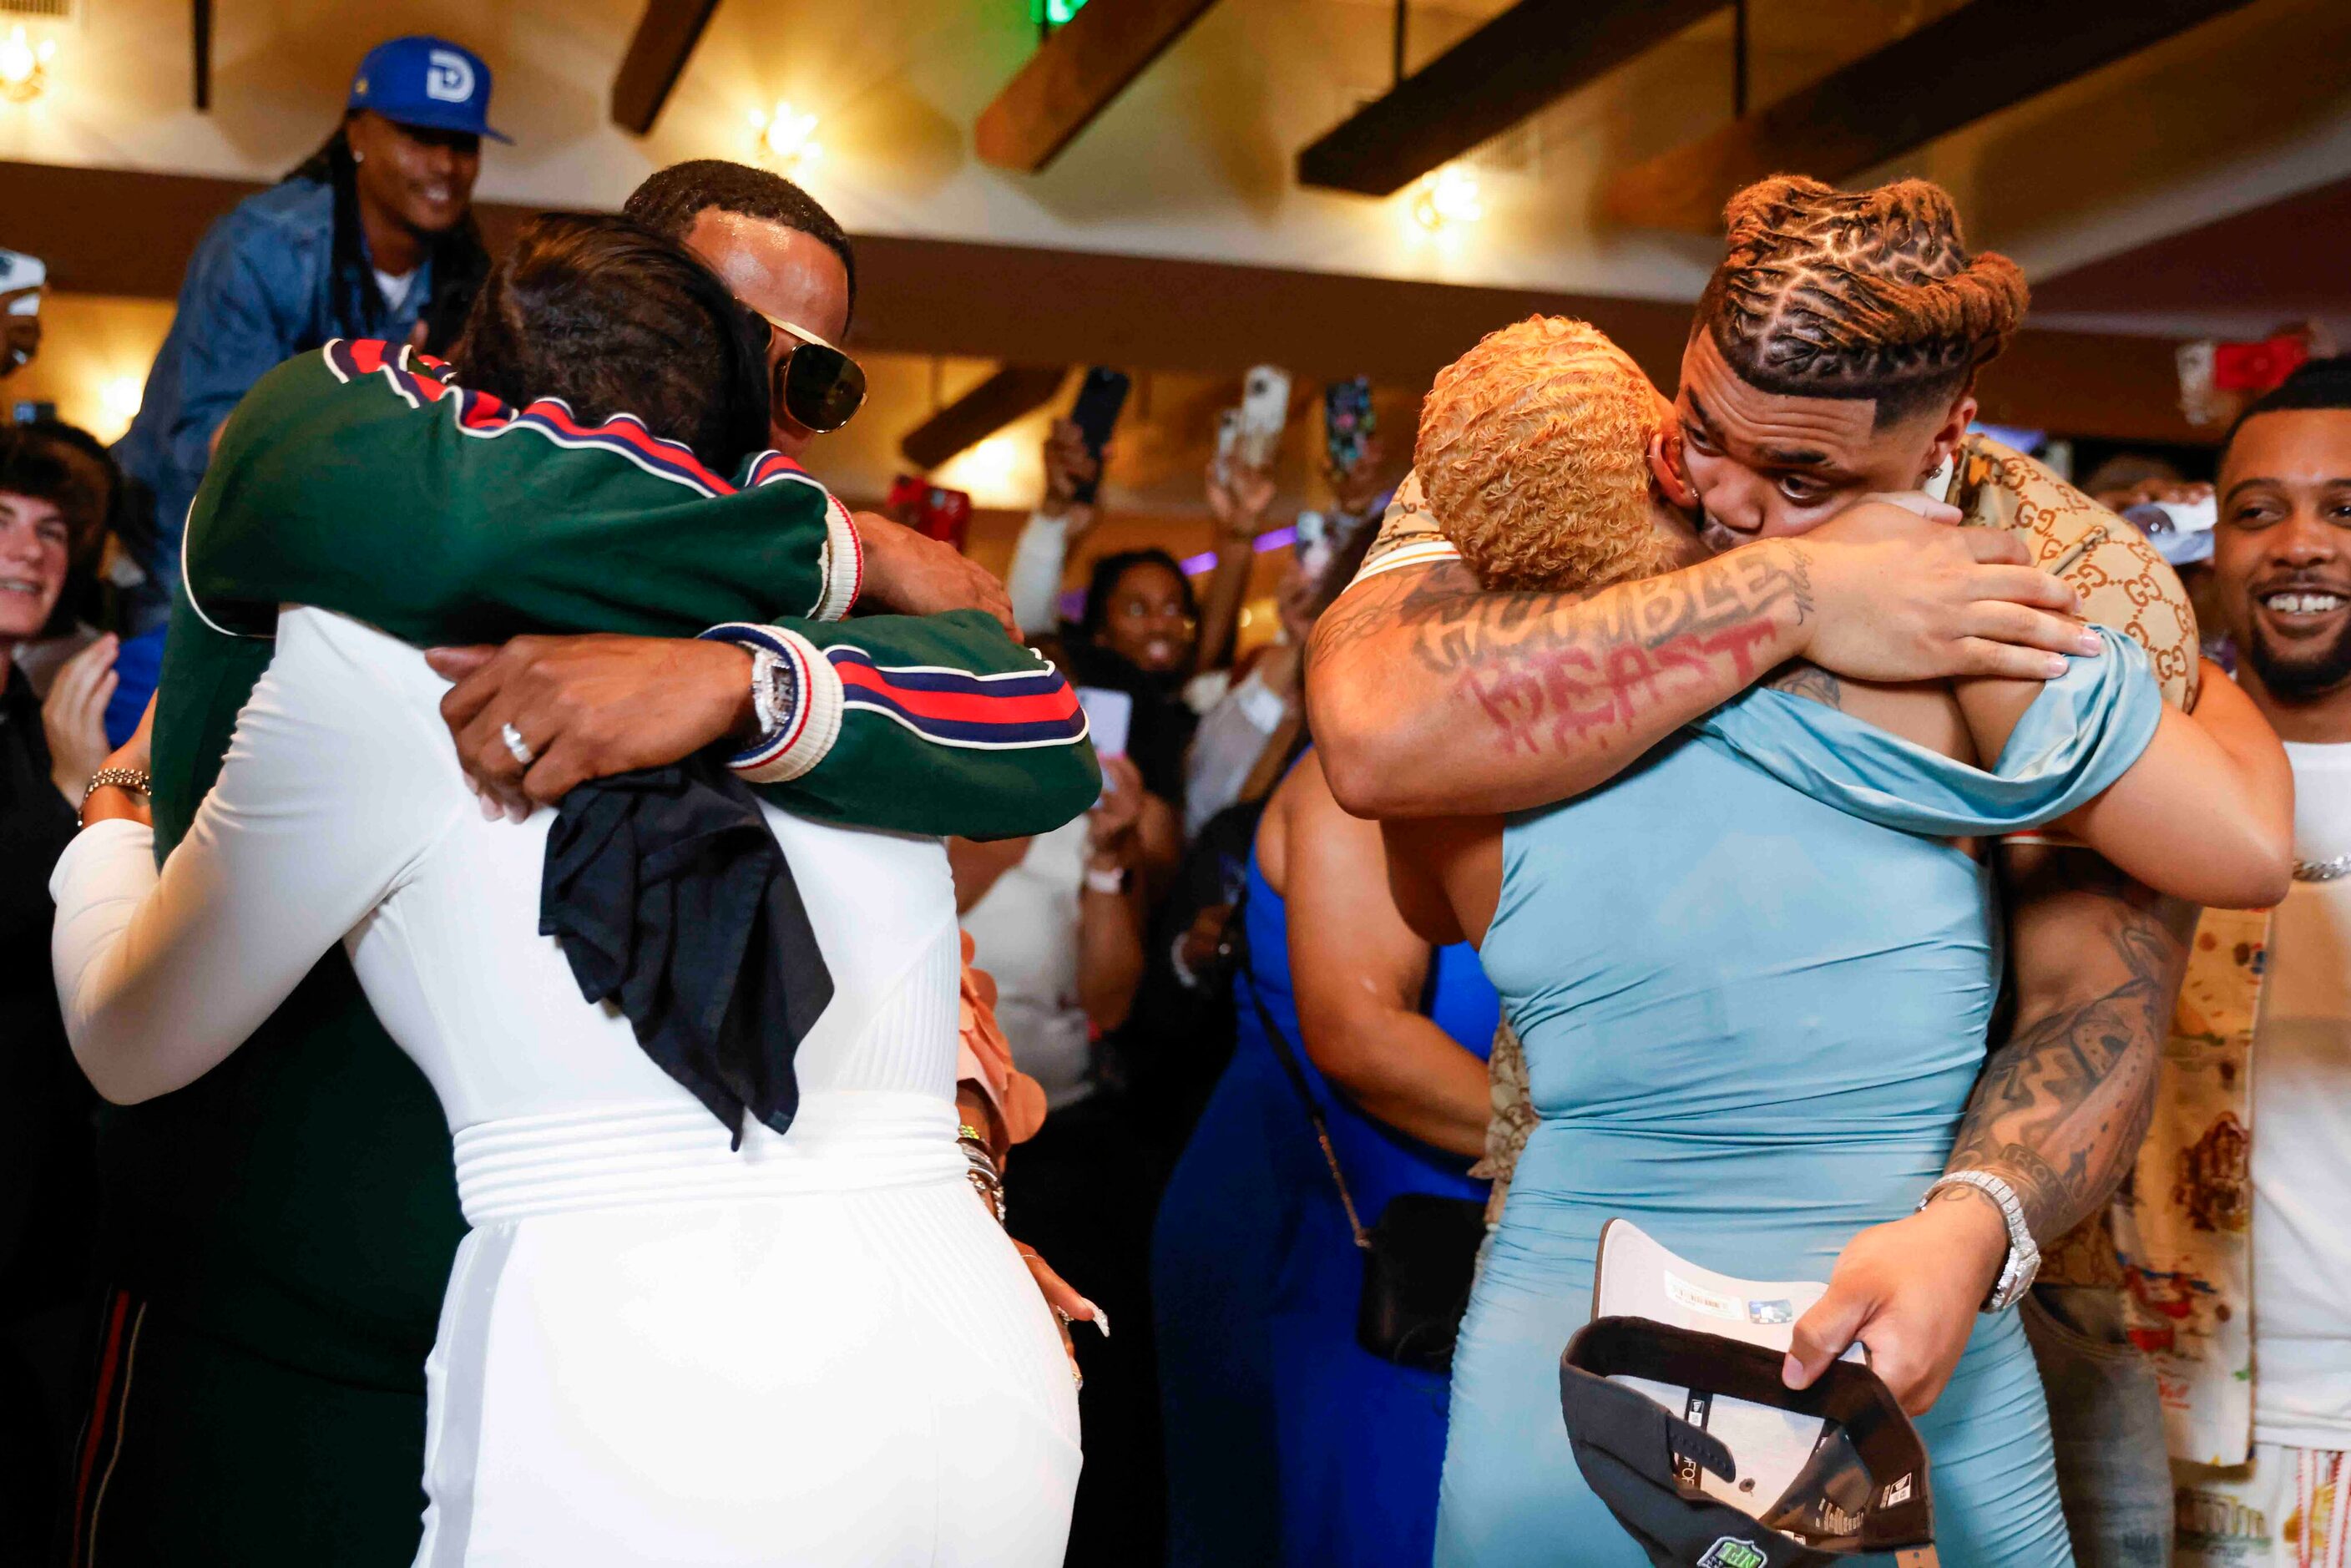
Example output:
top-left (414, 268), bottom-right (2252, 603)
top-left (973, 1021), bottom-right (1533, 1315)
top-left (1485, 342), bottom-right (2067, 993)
top-left (1408, 632), bottom-right (2177, 1567)
top-left (1375, 315), bottom-right (2290, 1567)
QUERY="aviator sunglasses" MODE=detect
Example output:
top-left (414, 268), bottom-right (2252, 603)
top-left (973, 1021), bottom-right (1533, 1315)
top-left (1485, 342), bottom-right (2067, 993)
top-left (746, 309), bottom-right (867, 434)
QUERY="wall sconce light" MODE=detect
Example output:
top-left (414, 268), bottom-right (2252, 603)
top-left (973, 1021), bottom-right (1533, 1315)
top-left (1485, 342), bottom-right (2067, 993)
top-left (0, 26), bottom-right (55, 104)
top-left (749, 102), bottom-right (821, 173)
top-left (1410, 164), bottom-right (1484, 233)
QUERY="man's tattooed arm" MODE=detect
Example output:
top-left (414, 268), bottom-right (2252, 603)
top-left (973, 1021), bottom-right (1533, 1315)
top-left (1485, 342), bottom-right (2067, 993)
top-left (1305, 544), bottom-right (1818, 817)
top-left (1946, 844), bottom-right (2198, 1243)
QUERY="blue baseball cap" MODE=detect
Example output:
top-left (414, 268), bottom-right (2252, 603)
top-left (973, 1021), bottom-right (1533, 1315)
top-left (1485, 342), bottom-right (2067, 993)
top-left (348, 37), bottom-right (511, 144)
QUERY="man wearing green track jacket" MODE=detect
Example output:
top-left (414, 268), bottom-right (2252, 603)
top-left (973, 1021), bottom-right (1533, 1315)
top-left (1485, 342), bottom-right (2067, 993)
top-left (65, 333), bottom-right (1095, 1567)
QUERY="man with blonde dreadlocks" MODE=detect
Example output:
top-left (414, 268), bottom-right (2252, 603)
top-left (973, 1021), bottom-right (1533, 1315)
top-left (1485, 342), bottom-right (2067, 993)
top-left (1311, 176), bottom-right (2215, 1566)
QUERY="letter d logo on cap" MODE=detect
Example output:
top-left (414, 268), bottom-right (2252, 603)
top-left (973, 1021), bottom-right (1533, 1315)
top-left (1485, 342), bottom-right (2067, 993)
top-left (426, 48), bottom-right (475, 104)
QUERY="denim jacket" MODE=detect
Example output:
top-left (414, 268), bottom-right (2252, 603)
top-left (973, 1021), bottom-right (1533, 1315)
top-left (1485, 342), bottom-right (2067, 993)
top-left (111, 177), bottom-right (432, 630)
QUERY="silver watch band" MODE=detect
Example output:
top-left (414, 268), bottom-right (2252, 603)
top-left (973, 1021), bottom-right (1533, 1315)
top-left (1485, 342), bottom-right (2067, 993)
top-left (1920, 1171), bottom-right (2040, 1313)
top-left (748, 648), bottom-right (797, 744)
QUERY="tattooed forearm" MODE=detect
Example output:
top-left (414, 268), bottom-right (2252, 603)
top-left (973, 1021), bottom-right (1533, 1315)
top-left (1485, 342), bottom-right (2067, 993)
top-left (1948, 847), bottom-right (2197, 1243)
top-left (1308, 542), bottom-right (1815, 770)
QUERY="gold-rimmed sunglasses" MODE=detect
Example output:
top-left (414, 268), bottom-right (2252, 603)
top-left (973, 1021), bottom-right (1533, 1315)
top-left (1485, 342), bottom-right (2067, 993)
top-left (747, 310), bottom-right (867, 434)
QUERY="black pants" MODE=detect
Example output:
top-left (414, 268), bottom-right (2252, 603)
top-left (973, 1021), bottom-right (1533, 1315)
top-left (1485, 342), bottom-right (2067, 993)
top-left (58, 1290), bottom-right (427, 1568)
top-left (1005, 1094), bottom-right (1168, 1568)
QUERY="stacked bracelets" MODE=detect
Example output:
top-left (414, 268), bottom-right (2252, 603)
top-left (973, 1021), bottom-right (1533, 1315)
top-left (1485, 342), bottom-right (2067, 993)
top-left (79, 767), bottom-right (153, 828)
top-left (958, 1122), bottom-right (1005, 1226)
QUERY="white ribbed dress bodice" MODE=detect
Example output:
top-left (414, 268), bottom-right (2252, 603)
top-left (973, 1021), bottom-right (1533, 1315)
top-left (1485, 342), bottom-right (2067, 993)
top-left (53, 607), bottom-right (963, 1152)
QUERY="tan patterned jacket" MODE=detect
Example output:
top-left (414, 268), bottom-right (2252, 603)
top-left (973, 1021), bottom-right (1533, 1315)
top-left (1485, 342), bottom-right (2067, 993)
top-left (2106, 908), bottom-right (2271, 1467)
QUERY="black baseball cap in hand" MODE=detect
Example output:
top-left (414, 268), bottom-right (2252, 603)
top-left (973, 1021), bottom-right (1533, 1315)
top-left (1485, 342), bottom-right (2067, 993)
top-left (1559, 1318), bottom-right (1938, 1568)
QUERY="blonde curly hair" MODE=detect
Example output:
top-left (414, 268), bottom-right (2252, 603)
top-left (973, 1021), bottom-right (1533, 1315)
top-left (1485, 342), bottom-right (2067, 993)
top-left (1416, 316), bottom-right (1670, 594)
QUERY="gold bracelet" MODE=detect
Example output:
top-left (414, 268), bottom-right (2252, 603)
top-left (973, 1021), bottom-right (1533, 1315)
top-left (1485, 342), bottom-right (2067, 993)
top-left (964, 1165), bottom-right (1006, 1226)
top-left (79, 766), bottom-right (153, 828)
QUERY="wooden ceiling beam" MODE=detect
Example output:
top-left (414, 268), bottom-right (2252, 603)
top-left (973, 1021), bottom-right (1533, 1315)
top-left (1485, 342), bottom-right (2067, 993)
top-left (1297, 0), bottom-right (1723, 198)
top-left (974, 0), bottom-right (1222, 174)
top-left (609, 0), bottom-right (723, 136)
top-left (898, 365), bottom-right (1071, 471)
top-left (1605, 0), bottom-right (2263, 232)
top-left (0, 161), bottom-right (2206, 443)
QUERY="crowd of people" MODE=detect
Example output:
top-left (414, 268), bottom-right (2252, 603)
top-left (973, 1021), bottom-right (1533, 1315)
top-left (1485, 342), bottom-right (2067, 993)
top-left (3, 25), bottom-right (2347, 1568)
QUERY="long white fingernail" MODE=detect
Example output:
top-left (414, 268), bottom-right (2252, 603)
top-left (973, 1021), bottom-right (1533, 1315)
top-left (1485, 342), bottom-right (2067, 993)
top-left (1084, 1302), bottom-right (1110, 1338)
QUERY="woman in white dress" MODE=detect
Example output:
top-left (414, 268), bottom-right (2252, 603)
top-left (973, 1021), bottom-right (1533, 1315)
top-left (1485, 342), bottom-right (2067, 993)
top-left (49, 219), bottom-right (1079, 1565)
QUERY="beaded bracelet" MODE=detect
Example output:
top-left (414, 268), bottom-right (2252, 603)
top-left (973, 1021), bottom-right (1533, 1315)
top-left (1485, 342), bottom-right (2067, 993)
top-left (80, 766), bottom-right (153, 829)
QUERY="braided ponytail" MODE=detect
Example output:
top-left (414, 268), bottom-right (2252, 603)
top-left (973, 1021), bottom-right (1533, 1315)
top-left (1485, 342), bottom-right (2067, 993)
top-left (1699, 175), bottom-right (2027, 427)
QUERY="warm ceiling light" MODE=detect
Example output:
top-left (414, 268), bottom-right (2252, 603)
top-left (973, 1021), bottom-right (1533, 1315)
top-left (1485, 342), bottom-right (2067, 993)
top-left (0, 26), bottom-right (55, 103)
top-left (936, 432), bottom-right (1027, 509)
top-left (1410, 164), bottom-right (1484, 233)
top-left (751, 102), bottom-right (821, 172)
top-left (101, 376), bottom-right (143, 422)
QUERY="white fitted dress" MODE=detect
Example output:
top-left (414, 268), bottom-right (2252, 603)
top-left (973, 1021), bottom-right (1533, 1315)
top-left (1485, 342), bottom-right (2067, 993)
top-left (50, 608), bottom-right (1081, 1566)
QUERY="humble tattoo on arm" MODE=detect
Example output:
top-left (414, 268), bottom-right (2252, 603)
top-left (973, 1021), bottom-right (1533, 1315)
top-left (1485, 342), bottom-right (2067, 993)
top-left (1946, 847), bottom-right (2197, 1243)
top-left (1308, 542), bottom-right (1817, 760)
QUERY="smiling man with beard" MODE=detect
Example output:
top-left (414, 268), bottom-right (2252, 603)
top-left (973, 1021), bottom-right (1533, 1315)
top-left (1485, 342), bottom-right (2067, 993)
top-left (2117, 356), bottom-right (2351, 1568)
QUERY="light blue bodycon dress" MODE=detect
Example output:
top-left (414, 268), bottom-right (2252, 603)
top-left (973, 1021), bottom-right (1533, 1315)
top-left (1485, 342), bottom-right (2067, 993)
top-left (1435, 629), bottom-right (2162, 1568)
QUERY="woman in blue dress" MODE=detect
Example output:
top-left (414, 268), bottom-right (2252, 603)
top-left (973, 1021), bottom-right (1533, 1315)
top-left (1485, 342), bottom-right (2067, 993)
top-left (1155, 749), bottom-right (1499, 1567)
top-left (1378, 317), bottom-right (2292, 1565)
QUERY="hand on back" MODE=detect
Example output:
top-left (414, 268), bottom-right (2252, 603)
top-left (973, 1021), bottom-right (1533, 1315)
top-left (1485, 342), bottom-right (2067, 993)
top-left (853, 512), bottom-right (1019, 640)
top-left (1790, 500), bottom-right (2097, 684)
top-left (425, 634), bottom-right (756, 818)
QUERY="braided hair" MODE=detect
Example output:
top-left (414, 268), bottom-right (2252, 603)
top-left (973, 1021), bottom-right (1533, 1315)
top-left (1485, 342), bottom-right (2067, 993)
top-left (448, 213), bottom-right (774, 474)
top-left (1695, 175), bottom-right (2028, 428)
top-left (285, 120), bottom-right (491, 353)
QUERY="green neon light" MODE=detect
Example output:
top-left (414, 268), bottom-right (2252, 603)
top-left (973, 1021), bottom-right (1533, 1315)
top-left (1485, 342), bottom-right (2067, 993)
top-left (1029, 0), bottom-right (1087, 26)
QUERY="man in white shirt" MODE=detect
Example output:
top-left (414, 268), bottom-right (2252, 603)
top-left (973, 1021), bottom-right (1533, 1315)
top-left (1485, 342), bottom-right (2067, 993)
top-left (2145, 355), bottom-right (2351, 1565)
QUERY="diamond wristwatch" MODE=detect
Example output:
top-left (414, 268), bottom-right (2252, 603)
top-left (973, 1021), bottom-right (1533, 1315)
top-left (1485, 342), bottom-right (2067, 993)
top-left (1919, 1170), bottom-right (2040, 1313)
top-left (747, 648), bottom-right (798, 743)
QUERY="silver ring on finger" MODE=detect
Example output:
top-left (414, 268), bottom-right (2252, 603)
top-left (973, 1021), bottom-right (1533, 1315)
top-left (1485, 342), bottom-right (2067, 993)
top-left (500, 721), bottom-right (536, 767)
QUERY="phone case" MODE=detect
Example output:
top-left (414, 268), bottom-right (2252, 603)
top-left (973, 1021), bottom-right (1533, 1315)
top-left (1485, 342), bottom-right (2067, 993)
top-left (1323, 376), bottom-right (1376, 476)
top-left (1236, 365), bottom-right (1292, 469)
top-left (1068, 367), bottom-right (1130, 505)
